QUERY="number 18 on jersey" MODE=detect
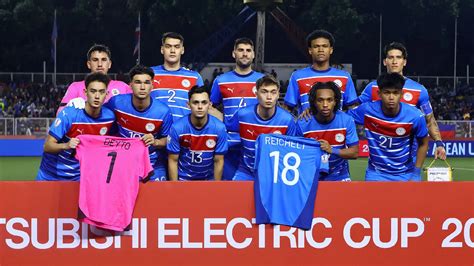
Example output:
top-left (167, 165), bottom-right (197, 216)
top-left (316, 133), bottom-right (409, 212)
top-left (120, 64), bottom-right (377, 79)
top-left (253, 134), bottom-right (329, 230)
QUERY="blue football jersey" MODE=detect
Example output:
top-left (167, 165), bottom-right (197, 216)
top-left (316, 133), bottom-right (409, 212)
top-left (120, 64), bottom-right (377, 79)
top-left (284, 66), bottom-right (358, 114)
top-left (167, 115), bottom-right (228, 180)
top-left (358, 78), bottom-right (433, 115)
top-left (105, 94), bottom-right (173, 171)
top-left (297, 110), bottom-right (359, 181)
top-left (348, 101), bottom-right (428, 175)
top-left (229, 105), bottom-right (298, 177)
top-left (254, 134), bottom-right (329, 230)
top-left (150, 65), bottom-right (204, 122)
top-left (37, 107), bottom-right (115, 181)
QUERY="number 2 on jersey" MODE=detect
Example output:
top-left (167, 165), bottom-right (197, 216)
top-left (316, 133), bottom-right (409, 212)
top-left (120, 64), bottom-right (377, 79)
top-left (106, 151), bottom-right (117, 183)
top-left (269, 151), bottom-right (301, 186)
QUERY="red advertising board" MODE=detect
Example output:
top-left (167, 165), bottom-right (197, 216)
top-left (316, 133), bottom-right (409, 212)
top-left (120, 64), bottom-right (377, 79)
top-left (0, 182), bottom-right (473, 265)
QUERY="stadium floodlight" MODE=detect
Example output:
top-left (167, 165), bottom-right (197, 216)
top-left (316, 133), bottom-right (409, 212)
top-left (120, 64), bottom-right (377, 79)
top-left (243, 0), bottom-right (283, 11)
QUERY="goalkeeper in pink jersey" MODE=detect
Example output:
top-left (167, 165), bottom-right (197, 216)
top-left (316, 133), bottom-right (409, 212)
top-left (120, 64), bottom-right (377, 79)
top-left (57, 44), bottom-right (131, 114)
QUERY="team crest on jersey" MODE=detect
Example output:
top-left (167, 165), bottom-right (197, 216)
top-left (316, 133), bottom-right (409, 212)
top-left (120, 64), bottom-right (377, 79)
top-left (396, 127), bottom-right (406, 136)
top-left (181, 79), bottom-right (191, 88)
top-left (321, 154), bottom-right (329, 163)
top-left (335, 133), bottom-right (345, 143)
top-left (206, 139), bottom-right (216, 149)
top-left (54, 118), bottom-right (61, 127)
top-left (252, 86), bottom-right (257, 95)
top-left (111, 88), bottom-right (120, 96)
top-left (99, 127), bottom-right (108, 135)
top-left (273, 130), bottom-right (282, 134)
top-left (145, 123), bottom-right (155, 132)
top-left (333, 79), bottom-right (343, 88)
top-left (403, 92), bottom-right (413, 101)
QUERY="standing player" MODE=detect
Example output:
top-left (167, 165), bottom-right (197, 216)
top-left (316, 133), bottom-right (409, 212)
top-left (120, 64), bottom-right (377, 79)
top-left (151, 32), bottom-right (204, 122)
top-left (358, 42), bottom-right (446, 160)
top-left (284, 30), bottom-right (358, 115)
top-left (36, 73), bottom-right (116, 181)
top-left (348, 73), bottom-right (429, 181)
top-left (210, 37), bottom-right (264, 180)
top-left (58, 44), bottom-right (131, 113)
top-left (297, 81), bottom-right (359, 181)
top-left (167, 86), bottom-right (228, 181)
top-left (230, 75), bottom-right (298, 181)
top-left (106, 65), bottom-right (173, 181)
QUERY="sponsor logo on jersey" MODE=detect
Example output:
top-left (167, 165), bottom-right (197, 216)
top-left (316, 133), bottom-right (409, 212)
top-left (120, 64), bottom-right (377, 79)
top-left (333, 79), bottom-right (343, 88)
top-left (321, 154), bottom-right (329, 163)
top-left (181, 79), bottom-right (191, 88)
top-left (396, 127), bottom-right (406, 136)
top-left (145, 123), bottom-right (155, 132)
top-left (54, 118), bottom-right (61, 127)
top-left (76, 128), bottom-right (84, 135)
top-left (247, 129), bottom-right (255, 136)
top-left (273, 130), bottom-right (282, 134)
top-left (403, 92), bottom-right (413, 101)
top-left (112, 89), bottom-right (120, 96)
top-left (227, 88), bottom-right (234, 93)
top-left (206, 139), bottom-right (216, 149)
top-left (99, 127), bottom-right (108, 135)
top-left (335, 133), bottom-right (345, 143)
top-left (252, 86), bottom-right (257, 95)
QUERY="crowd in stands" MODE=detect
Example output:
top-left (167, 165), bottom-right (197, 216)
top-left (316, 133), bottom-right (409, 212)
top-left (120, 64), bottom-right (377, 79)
top-left (0, 78), bottom-right (472, 121)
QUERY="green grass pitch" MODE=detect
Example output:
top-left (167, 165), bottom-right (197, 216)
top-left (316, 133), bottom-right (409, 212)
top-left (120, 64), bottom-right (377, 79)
top-left (0, 156), bottom-right (472, 181)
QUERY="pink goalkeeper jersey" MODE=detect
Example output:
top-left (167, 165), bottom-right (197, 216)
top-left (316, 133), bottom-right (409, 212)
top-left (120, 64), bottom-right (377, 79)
top-left (75, 135), bottom-right (153, 231)
top-left (58, 80), bottom-right (131, 113)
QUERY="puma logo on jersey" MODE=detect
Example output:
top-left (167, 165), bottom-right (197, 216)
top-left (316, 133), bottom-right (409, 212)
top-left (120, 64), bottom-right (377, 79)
top-left (76, 128), bottom-right (84, 135)
top-left (120, 117), bottom-right (128, 124)
top-left (227, 88), bottom-right (234, 93)
top-left (153, 79), bottom-right (161, 85)
top-left (247, 129), bottom-right (255, 136)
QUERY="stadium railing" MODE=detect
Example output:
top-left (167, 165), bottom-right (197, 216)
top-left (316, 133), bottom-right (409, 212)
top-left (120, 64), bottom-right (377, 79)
top-left (0, 118), bottom-right (472, 138)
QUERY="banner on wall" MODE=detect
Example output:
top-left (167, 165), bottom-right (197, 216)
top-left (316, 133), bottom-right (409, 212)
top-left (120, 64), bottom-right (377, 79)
top-left (0, 182), bottom-right (472, 265)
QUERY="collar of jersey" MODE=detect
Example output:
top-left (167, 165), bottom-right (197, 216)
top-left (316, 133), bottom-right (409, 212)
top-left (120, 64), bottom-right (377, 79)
top-left (131, 95), bottom-right (153, 113)
top-left (188, 114), bottom-right (210, 131)
top-left (254, 105), bottom-right (277, 121)
top-left (309, 66), bottom-right (332, 74)
top-left (160, 65), bottom-right (183, 72)
top-left (82, 108), bottom-right (102, 120)
top-left (232, 70), bottom-right (254, 78)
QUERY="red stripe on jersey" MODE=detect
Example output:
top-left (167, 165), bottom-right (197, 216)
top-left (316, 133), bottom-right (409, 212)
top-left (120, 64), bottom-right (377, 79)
top-left (239, 123), bottom-right (288, 141)
top-left (115, 111), bottom-right (163, 134)
top-left (179, 134), bottom-right (218, 151)
top-left (219, 83), bottom-right (257, 99)
top-left (297, 76), bottom-right (348, 95)
top-left (370, 86), bottom-right (420, 106)
top-left (364, 115), bottom-right (413, 137)
top-left (152, 75), bottom-right (198, 91)
top-left (66, 122), bottom-right (114, 138)
top-left (303, 128), bottom-right (347, 146)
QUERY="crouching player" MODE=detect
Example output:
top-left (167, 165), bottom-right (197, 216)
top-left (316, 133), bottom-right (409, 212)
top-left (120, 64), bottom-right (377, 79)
top-left (167, 86), bottom-right (228, 180)
top-left (297, 81), bottom-right (358, 181)
top-left (36, 72), bottom-right (116, 181)
top-left (348, 73), bottom-right (429, 181)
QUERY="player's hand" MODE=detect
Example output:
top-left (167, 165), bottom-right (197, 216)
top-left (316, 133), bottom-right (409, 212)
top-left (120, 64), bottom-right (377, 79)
top-left (67, 138), bottom-right (80, 149)
top-left (67, 97), bottom-right (86, 109)
top-left (141, 133), bottom-right (155, 147)
top-left (434, 146), bottom-right (447, 160)
top-left (298, 108), bottom-right (312, 121)
top-left (318, 139), bottom-right (332, 154)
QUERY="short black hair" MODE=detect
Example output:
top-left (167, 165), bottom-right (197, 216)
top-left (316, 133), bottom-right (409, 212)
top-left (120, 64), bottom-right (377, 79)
top-left (377, 72), bottom-right (405, 91)
top-left (188, 85), bottom-right (210, 100)
top-left (85, 72), bottom-right (110, 88)
top-left (306, 29), bottom-right (335, 47)
top-left (87, 44), bottom-right (112, 61)
top-left (162, 32), bottom-right (184, 45)
top-left (309, 81), bottom-right (341, 115)
top-left (384, 42), bottom-right (408, 59)
top-left (234, 37), bottom-right (254, 49)
top-left (129, 64), bottom-right (155, 80)
top-left (256, 74), bottom-right (280, 90)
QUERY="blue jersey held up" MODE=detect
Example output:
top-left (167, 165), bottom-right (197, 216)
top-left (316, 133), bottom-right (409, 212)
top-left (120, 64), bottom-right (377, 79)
top-left (254, 134), bottom-right (329, 230)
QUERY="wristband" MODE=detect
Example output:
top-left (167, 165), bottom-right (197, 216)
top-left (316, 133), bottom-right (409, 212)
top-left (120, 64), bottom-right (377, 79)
top-left (332, 148), bottom-right (341, 156)
top-left (435, 140), bottom-right (445, 148)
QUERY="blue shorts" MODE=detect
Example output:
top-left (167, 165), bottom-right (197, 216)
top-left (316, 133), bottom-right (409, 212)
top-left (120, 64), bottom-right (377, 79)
top-left (36, 169), bottom-right (79, 181)
top-left (232, 168), bottom-right (254, 181)
top-left (365, 168), bottom-right (417, 182)
top-left (150, 167), bottom-right (167, 181)
top-left (223, 149), bottom-right (241, 181)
